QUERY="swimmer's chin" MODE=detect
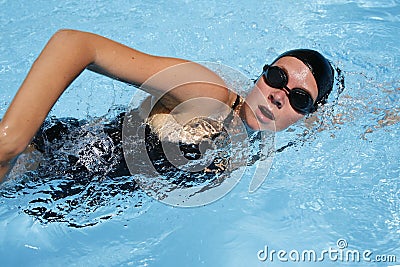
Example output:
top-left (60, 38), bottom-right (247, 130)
top-left (243, 118), bottom-right (277, 132)
top-left (239, 104), bottom-right (277, 132)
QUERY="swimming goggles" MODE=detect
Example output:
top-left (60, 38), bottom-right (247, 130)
top-left (262, 64), bottom-right (316, 115)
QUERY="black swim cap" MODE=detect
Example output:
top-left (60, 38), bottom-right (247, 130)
top-left (272, 49), bottom-right (334, 106)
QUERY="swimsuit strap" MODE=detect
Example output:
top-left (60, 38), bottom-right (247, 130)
top-left (231, 93), bottom-right (242, 110)
top-left (223, 93), bottom-right (244, 126)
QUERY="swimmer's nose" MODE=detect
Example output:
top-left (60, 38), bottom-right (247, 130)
top-left (268, 91), bottom-right (285, 109)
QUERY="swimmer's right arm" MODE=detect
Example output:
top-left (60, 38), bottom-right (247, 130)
top-left (0, 29), bottom-right (231, 182)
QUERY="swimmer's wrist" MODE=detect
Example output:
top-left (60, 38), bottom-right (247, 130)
top-left (0, 161), bottom-right (11, 183)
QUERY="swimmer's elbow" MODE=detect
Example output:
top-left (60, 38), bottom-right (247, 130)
top-left (48, 29), bottom-right (97, 64)
top-left (49, 29), bottom-right (77, 44)
top-left (49, 29), bottom-right (86, 49)
top-left (52, 29), bottom-right (80, 38)
top-left (52, 29), bottom-right (91, 41)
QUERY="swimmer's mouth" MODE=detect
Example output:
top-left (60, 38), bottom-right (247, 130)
top-left (258, 105), bottom-right (275, 121)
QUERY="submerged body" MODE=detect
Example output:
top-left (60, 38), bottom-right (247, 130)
top-left (30, 94), bottom-right (246, 183)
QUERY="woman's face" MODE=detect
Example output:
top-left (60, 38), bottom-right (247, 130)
top-left (241, 56), bottom-right (318, 131)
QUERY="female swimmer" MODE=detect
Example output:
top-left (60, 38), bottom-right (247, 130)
top-left (0, 29), bottom-right (334, 181)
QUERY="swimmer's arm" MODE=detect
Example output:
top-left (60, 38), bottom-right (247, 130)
top-left (0, 29), bottom-right (96, 182)
top-left (85, 29), bottom-right (234, 122)
top-left (0, 29), bottom-right (233, 182)
top-left (84, 32), bottom-right (232, 105)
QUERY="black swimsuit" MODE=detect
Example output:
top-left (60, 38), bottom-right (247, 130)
top-left (32, 112), bottom-right (130, 178)
top-left (31, 95), bottom-right (245, 184)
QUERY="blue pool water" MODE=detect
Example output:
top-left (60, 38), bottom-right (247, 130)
top-left (0, 0), bottom-right (399, 266)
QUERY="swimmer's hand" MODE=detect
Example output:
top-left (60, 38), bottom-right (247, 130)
top-left (0, 162), bottom-right (10, 183)
top-left (0, 145), bottom-right (42, 183)
top-left (0, 136), bottom-right (17, 182)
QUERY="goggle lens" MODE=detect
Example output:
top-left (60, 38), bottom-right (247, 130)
top-left (262, 65), bottom-right (315, 115)
top-left (264, 65), bottom-right (288, 88)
